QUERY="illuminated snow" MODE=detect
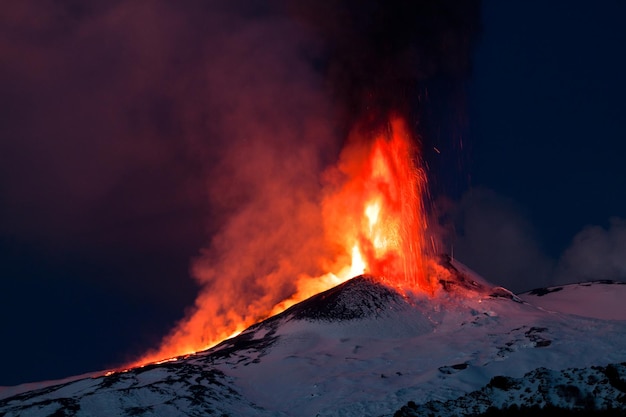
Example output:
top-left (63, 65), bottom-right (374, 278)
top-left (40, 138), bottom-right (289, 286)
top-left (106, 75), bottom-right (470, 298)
top-left (1, 271), bottom-right (626, 416)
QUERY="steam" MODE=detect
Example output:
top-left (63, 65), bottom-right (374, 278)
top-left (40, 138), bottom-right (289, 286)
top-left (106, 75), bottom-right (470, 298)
top-left (555, 218), bottom-right (626, 284)
top-left (443, 188), bottom-right (626, 292)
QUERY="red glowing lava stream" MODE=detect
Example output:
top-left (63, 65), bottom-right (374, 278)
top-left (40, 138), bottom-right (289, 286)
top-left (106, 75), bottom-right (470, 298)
top-left (133, 114), bottom-right (434, 367)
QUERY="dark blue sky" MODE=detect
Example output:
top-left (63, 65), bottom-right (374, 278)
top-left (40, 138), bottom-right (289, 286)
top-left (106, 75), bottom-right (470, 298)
top-left (453, 0), bottom-right (626, 291)
top-left (1, 0), bottom-right (625, 387)
top-left (471, 1), bottom-right (626, 255)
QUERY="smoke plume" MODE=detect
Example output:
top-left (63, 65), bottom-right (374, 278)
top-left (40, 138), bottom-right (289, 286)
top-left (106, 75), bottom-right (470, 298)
top-left (0, 0), bottom-right (482, 368)
top-left (144, 0), bottom-right (482, 360)
top-left (555, 218), bottom-right (626, 285)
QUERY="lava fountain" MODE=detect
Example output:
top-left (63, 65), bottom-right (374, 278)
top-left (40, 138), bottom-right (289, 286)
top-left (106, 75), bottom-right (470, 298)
top-left (322, 115), bottom-right (433, 292)
top-left (135, 114), bottom-right (433, 367)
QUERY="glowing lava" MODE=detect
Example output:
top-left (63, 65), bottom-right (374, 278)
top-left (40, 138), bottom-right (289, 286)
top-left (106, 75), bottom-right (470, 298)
top-left (322, 115), bottom-right (433, 291)
top-left (134, 114), bottom-right (433, 368)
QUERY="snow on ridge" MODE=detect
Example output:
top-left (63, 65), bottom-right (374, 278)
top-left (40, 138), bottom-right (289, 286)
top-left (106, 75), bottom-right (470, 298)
top-left (520, 280), bottom-right (626, 320)
top-left (0, 360), bottom-right (272, 417)
top-left (0, 371), bottom-right (106, 401)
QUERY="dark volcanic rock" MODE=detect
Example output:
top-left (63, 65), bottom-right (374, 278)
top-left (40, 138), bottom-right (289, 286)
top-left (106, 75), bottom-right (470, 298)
top-left (282, 275), bottom-right (409, 321)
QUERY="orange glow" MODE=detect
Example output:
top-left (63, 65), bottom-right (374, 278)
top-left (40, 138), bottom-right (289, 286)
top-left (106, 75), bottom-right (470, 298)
top-left (133, 114), bottom-right (433, 368)
top-left (321, 115), bottom-right (433, 292)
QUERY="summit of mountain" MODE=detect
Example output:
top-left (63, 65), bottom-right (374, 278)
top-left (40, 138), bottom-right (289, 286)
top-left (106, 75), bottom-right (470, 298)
top-left (1, 256), bottom-right (626, 416)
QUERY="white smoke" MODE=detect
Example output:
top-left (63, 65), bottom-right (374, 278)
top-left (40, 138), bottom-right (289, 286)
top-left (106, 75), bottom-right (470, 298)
top-left (555, 217), bottom-right (626, 284)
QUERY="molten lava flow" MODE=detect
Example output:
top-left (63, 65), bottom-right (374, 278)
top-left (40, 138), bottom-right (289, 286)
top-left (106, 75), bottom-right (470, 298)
top-left (263, 115), bottom-right (433, 319)
top-left (133, 115), bottom-right (432, 369)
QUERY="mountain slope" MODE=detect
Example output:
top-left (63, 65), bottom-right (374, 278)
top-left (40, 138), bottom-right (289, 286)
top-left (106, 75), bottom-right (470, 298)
top-left (519, 280), bottom-right (626, 320)
top-left (395, 362), bottom-right (626, 416)
top-left (1, 260), bottom-right (626, 416)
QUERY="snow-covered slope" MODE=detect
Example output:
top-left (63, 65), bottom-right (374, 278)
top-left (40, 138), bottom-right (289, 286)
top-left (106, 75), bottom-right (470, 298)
top-left (519, 280), bottom-right (626, 320)
top-left (1, 258), bottom-right (625, 416)
top-left (395, 362), bottom-right (626, 416)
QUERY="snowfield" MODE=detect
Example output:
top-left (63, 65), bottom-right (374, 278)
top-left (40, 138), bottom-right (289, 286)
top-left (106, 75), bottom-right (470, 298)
top-left (519, 280), bottom-right (626, 321)
top-left (1, 257), bottom-right (625, 416)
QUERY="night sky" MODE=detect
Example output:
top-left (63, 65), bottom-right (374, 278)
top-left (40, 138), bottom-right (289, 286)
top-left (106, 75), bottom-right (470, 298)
top-left (456, 0), bottom-right (626, 293)
top-left (1, 1), bottom-right (625, 387)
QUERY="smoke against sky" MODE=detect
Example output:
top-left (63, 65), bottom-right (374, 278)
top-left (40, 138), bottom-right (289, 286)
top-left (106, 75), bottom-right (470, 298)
top-left (0, 0), bottom-right (481, 384)
top-left (0, 0), bottom-right (213, 302)
top-left (0, 0), bottom-right (480, 277)
top-left (442, 188), bottom-right (626, 293)
top-left (140, 0), bottom-right (481, 362)
top-left (142, 6), bottom-right (338, 359)
top-left (556, 218), bottom-right (626, 285)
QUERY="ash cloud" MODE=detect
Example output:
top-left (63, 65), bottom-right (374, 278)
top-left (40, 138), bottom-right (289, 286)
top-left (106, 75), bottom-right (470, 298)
top-left (289, 0), bottom-right (481, 141)
top-left (0, 0), bottom-right (484, 372)
top-left (147, 0), bottom-right (483, 357)
top-left (0, 0), bottom-right (480, 286)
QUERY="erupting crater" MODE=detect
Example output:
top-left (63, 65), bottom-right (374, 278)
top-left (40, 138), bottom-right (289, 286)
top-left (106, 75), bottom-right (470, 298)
top-left (322, 115), bottom-right (434, 292)
top-left (136, 114), bottom-right (437, 368)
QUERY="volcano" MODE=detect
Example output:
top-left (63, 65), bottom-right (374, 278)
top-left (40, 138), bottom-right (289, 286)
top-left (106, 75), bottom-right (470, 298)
top-left (1, 257), bottom-right (626, 416)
